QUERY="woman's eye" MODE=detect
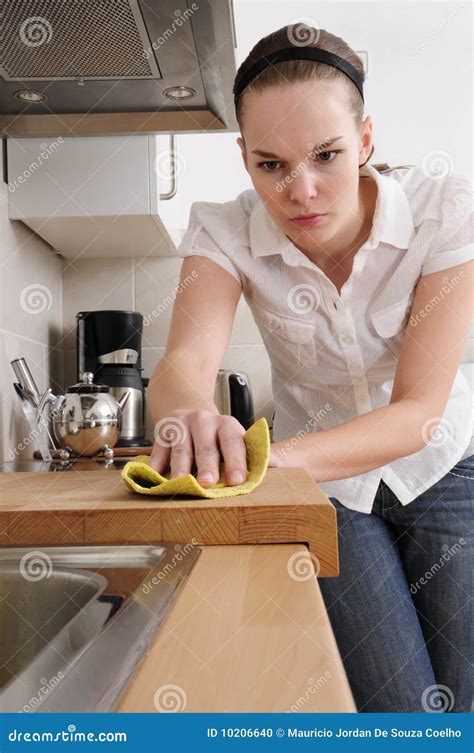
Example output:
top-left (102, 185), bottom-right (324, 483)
top-left (257, 151), bottom-right (340, 172)
top-left (259, 161), bottom-right (281, 172)
top-left (316, 150), bottom-right (338, 162)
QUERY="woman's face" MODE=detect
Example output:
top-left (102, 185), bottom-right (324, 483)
top-left (237, 80), bottom-right (374, 258)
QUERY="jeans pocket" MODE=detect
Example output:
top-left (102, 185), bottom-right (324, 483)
top-left (449, 453), bottom-right (474, 477)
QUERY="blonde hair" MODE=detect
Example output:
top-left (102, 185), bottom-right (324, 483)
top-left (234, 24), bottom-right (413, 174)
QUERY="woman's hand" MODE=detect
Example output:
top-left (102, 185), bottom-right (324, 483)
top-left (149, 410), bottom-right (248, 488)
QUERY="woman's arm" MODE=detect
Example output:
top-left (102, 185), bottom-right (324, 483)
top-left (148, 256), bottom-right (249, 486)
top-left (148, 255), bottom-right (241, 422)
top-left (270, 261), bottom-right (474, 482)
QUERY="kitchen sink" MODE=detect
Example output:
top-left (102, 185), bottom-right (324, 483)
top-left (0, 543), bottom-right (201, 712)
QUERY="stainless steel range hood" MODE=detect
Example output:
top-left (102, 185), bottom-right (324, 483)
top-left (0, 0), bottom-right (238, 137)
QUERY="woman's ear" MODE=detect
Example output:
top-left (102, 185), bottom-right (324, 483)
top-left (236, 136), bottom-right (248, 171)
top-left (358, 116), bottom-right (374, 165)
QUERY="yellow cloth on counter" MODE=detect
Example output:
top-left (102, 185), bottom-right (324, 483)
top-left (121, 417), bottom-right (270, 499)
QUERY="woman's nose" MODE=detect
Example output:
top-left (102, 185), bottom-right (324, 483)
top-left (287, 169), bottom-right (318, 207)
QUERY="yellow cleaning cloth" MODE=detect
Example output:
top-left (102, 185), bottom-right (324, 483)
top-left (121, 417), bottom-right (270, 499)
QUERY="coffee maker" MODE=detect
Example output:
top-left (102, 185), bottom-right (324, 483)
top-left (76, 310), bottom-right (152, 447)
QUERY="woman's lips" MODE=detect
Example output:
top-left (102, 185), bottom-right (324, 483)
top-left (290, 213), bottom-right (326, 228)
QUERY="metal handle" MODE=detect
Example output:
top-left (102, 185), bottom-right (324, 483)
top-left (11, 358), bottom-right (40, 402)
top-left (159, 133), bottom-right (178, 201)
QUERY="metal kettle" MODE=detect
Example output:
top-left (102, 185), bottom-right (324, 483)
top-left (214, 370), bottom-right (254, 430)
top-left (40, 372), bottom-right (129, 459)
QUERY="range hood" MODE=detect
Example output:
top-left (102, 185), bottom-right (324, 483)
top-left (0, 0), bottom-right (238, 137)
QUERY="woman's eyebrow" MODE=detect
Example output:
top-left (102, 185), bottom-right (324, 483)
top-left (251, 135), bottom-right (344, 158)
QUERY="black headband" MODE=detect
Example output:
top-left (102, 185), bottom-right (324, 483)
top-left (233, 47), bottom-right (364, 108)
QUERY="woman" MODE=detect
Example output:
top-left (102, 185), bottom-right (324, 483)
top-left (148, 25), bottom-right (473, 712)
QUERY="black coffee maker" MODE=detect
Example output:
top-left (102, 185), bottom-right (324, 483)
top-left (76, 310), bottom-right (152, 447)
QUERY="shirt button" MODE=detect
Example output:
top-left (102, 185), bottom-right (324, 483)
top-left (342, 335), bottom-right (354, 345)
top-left (270, 318), bottom-right (282, 330)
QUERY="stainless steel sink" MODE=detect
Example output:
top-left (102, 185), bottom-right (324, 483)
top-left (0, 544), bottom-right (201, 712)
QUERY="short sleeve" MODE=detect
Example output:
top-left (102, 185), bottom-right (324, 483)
top-left (176, 206), bottom-right (242, 286)
top-left (421, 175), bottom-right (473, 276)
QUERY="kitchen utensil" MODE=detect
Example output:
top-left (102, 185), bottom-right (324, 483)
top-left (12, 382), bottom-right (53, 462)
top-left (46, 372), bottom-right (129, 458)
top-left (214, 370), bottom-right (254, 429)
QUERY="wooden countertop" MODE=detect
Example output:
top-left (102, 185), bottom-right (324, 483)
top-left (0, 467), bottom-right (352, 711)
top-left (116, 543), bottom-right (356, 713)
top-left (0, 467), bottom-right (339, 576)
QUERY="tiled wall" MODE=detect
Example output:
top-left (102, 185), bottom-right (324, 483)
top-left (61, 256), bottom-right (274, 444)
top-left (0, 178), bottom-right (63, 462)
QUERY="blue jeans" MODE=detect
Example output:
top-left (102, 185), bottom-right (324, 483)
top-left (318, 454), bottom-right (474, 713)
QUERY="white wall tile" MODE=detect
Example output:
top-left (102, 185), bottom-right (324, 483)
top-left (135, 257), bottom-right (265, 348)
top-left (134, 257), bottom-right (182, 348)
top-left (62, 258), bottom-right (134, 349)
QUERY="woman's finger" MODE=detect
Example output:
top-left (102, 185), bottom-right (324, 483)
top-left (162, 417), bottom-right (193, 479)
top-left (191, 413), bottom-right (221, 487)
top-left (217, 418), bottom-right (248, 485)
top-left (150, 416), bottom-right (187, 476)
top-left (149, 418), bottom-right (174, 472)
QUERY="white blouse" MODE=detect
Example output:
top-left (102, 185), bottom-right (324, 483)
top-left (176, 163), bottom-right (474, 513)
